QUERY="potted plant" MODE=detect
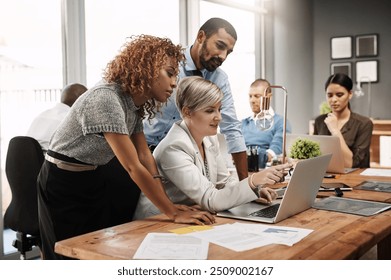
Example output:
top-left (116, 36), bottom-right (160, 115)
top-left (319, 101), bottom-right (331, 115)
top-left (289, 138), bottom-right (321, 160)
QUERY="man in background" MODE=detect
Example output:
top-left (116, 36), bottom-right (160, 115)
top-left (143, 17), bottom-right (248, 180)
top-left (242, 79), bottom-right (292, 169)
top-left (26, 83), bottom-right (87, 151)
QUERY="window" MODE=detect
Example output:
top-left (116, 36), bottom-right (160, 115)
top-left (84, 0), bottom-right (180, 87)
top-left (200, 0), bottom-right (257, 120)
top-left (0, 0), bottom-right (62, 258)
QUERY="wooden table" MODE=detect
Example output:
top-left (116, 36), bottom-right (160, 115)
top-left (55, 169), bottom-right (391, 260)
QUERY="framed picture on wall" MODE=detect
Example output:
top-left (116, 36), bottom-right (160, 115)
top-left (356, 34), bottom-right (378, 57)
top-left (355, 60), bottom-right (378, 83)
top-left (331, 36), bottom-right (352, 59)
top-left (331, 62), bottom-right (352, 77)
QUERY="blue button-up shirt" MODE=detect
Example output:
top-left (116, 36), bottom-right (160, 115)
top-left (242, 113), bottom-right (292, 168)
top-left (143, 46), bottom-right (246, 154)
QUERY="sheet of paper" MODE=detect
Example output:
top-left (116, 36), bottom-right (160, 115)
top-left (233, 223), bottom-right (313, 246)
top-left (133, 233), bottom-right (209, 259)
top-left (187, 223), bottom-right (313, 251)
top-left (360, 168), bottom-right (391, 177)
top-left (188, 224), bottom-right (270, 252)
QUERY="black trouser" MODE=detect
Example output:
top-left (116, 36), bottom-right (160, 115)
top-left (37, 158), bottom-right (108, 259)
top-left (37, 153), bottom-right (140, 260)
top-left (100, 156), bottom-right (141, 227)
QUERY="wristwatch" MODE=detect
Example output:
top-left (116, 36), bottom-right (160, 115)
top-left (252, 185), bottom-right (263, 198)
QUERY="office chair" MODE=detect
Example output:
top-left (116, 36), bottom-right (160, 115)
top-left (3, 136), bottom-right (44, 259)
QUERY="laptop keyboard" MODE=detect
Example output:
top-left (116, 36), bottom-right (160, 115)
top-left (249, 203), bottom-right (281, 218)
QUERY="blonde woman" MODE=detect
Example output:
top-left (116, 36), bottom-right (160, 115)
top-left (134, 76), bottom-right (291, 219)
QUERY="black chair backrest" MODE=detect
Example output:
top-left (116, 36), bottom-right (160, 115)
top-left (4, 136), bottom-right (44, 235)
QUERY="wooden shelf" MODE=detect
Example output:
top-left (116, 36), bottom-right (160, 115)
top-left (373, 130), bottom-right (391, 136)
top-left (371, 120), bottom-right (391, 166)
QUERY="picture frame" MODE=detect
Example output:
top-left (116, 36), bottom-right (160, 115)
top-left (330, 62), bottom-right (352, 77)
top-left (356, 34), bottom-right (378, 57)
top-left (355, 60), bottom-right (378, 83)
top-left (330, 36), bottom-right (352, 59)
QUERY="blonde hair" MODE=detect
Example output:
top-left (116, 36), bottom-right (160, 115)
top-left (176, 76), bottom-right (223, 116)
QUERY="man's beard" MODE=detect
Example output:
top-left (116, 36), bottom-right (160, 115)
top-left (199, 42), bottom-right (223, 72)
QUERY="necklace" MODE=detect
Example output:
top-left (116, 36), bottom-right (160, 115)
top-left (204, 156), bottom-right (210, 180)
top-left (199, 143), bottom-right (210, 180)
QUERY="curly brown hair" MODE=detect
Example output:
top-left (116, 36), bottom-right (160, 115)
top-left (104, 35), bottom-right (184, 119)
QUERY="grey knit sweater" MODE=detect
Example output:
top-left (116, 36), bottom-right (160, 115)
top-left (49, 82), bottom-right (143, 165)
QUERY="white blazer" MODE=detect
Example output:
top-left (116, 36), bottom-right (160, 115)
top-left (133, 121), bottom-right (257, 219)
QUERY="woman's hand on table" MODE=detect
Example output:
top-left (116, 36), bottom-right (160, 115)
top-left (173, 209), bottom-right (215, 225)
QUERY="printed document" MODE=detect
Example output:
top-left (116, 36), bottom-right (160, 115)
top-left (187, 223), bottom-right (312, 252)
top-left (133, 232), bottom-right (209, 259)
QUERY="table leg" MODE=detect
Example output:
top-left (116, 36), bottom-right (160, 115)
top-left (377, 234), bottom-right (391, 260)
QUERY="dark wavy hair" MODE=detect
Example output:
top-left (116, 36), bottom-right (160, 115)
top-left (104, 35), bottom-right (184, 119)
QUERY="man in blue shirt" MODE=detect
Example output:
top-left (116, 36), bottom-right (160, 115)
top-left (242, 79), bottom-right (292, 169)
top-left (144, 18), bottom-right (248, 180)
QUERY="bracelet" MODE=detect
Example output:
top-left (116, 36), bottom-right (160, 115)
top-left (152, 174), bottom-right (164, 180)
top-left (249, 174), bottom-right (263, 197)
top-left (249, 173), bottom-right (256, 188)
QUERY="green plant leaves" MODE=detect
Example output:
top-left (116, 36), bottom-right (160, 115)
top-left (289, 138), bottom-right (321, 159)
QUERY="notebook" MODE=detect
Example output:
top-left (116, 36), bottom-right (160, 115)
top-left (216, 154), bottom-right (332, 224)
top-left (286, 134), bottom-right (358, 174)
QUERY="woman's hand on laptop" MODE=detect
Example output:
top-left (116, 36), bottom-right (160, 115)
top-left (256, 187), bottom-right (278, 205)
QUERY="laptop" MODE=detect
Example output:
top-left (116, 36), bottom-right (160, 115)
top-left (216, 154), bottom-right (332, 224)
top-left (286, 134), bottom-right (358, 174)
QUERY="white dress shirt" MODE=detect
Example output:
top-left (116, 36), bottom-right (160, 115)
top-left (26, 103), bottom-right (70, 151)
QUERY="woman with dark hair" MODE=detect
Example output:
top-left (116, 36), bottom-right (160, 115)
top-left (314, 73), bottom-right (373, 168)
top-left (37, 35), bottom-right (214, 259)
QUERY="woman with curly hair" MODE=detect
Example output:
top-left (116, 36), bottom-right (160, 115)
top-left (37, 35), bottom-right (215, 259)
